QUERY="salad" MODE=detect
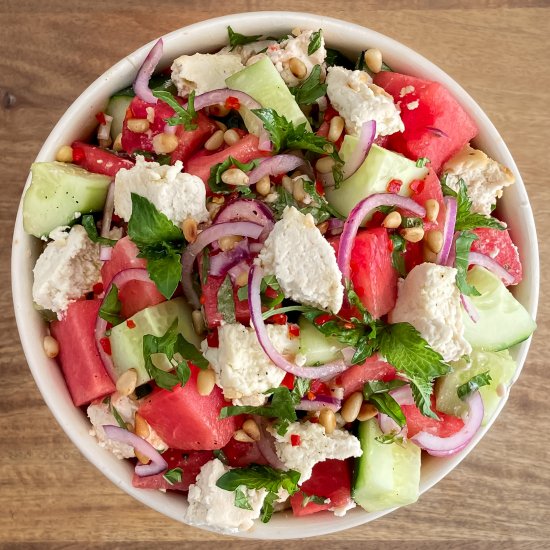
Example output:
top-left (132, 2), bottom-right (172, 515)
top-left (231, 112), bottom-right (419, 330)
top-left (23, 25), bottom-right (536, 534)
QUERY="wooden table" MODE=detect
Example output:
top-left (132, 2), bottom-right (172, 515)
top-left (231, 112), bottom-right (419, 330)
top-left (1, 1), bottom-right (549, 547)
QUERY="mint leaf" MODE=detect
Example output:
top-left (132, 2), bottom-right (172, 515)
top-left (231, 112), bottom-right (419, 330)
top-left (307, 30), bottom-right (322, 56)
top-left (217, 275), bottom-right (236, 324)
top-left (234, 486), bottom-right (253, 510)
top-left (144, 250), bottom-right (183, 299)
top-left (454, 231), bottom-right (481, 296)
top-left (153, 89), bottom-right (198, 131)
top-left (457, 371), bottom-right (492, 400)
top-left (363, 380), bottom-right (407, 428)
top-left (389, 233), bottom-right (407, 277)
top-left (82, 215), bottom-right (117, 246)
top-left (213, 449), bottom-right (228, 464)
top-left (99, 284), bottom-right (122, 326)
top-left (227, 26), bottom-right (262, 49)
top-left (302, 493), bottom-right (327, 507)
top-left (260, 491), bottom-right (279, 523)
top-left (288, 65), bottom-right (327, 105)
top-left (302, 179), bottom-right (345, 221)
top-left (207, 156), bottom-right (259, 194)
top-left (163, 467), bottom-right (183, 485)
top-left (109, 402), bottom-right (127, 429)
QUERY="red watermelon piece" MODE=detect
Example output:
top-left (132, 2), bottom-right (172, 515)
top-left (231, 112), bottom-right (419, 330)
top-left (101, 237), bottom-right (146, 287)
top-left (411, 168), bottom-right (447, 232)
top-left (202, 274), bottom-right (251, 329)
top-left (373, 72), bottom-right (478, 172)
top-left (221, 438), bottom-right (269, 468)
top-left (50, 300), bottom-right (115, 406)
top-left (402, 402), bottom-right (464, 438)
top-left (71, 142), bottom-right (134, 177)
top-left (118, 280), bottom-right (165, 318)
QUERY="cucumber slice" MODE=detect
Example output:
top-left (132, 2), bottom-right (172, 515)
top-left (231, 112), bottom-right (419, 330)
top-left (436, 350), bottom-right (516, 425)
top-left (109, 297), bottom-right (200, 385)
top-left (23, 162), bottom-right (111, 238)
top-left (225, 56), bottom-right (310, 130)
top-left (326, 138), bottom-right (428, 218)
top-left (463, 266), bottom-right (536, 351)
top-left (105, 95), bottom-right (132, 140)
top-left (353, 418), bottom-right (421, 512)
top-left (298, 316), bottom-right (345, 366)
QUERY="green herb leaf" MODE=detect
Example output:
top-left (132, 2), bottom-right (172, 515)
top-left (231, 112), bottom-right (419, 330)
top-left (363, 380), bottom-right (407, 428)
top-left (416, 157), bottom-right (430, 168)
top-left (375, 432), bottom-right (404, 445)
top-left (307, 30), bottom-right (322, 56)
top-left (99, 284), bottom-right (123, 326)
top-left (153, 89), bottom-right (198, 131)
top-left (207, 156), bottom-right (260, 194)
top-left (163, 467), bottom-right (183, 485)
top-left (109, 403), bottom-right (127, 429)
top-left (213, 449), bottom-right (228, 464)
top-left (457, 371), bottom-right (492, 400)
top-left (401, 216), bottom-right (423, 228)
top-left (260, 491), bottom-right (279, 523)
top-left (227, 26), bottom-right (262, 49)
top-left (302, 179), bottom-right (345, 221)
top-left (325, 47), bottom-right (354, 69)
top-left (389, 233), bottom-right (407, 277)
top-left (302, 493), bottom-right (327, 507)
top-left (454, 231), bottom-right (481, 296)
top-left (288, 65), bottom-right (327, 105)
top-left (217, 275), bottom-right (236, 324)
top-left (144, 250), bottom-right (183, 299)
top-left (82, 215), bottom-right (117, 247)
top-left (234, 486), bottom-right (253, 510)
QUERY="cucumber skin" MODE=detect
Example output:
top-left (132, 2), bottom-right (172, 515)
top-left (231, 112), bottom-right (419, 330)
top-left (106, 96), bottom-right (132, 140)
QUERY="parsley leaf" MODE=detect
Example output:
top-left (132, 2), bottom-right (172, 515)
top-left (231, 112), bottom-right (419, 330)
top-left (217, 275), bottom-right (236, 324)
top-left (307, 30), bottom-right (322, 55)
top-left (234, 486), bottom-right (253, 510)
top-left (82, 215), bottom-right (117, 247)
top-left (457, 371), bottom-right (492, 400)
top-left (98, 284), bottom-right (123, 326)
top-left (153, 90), bottom-right (198, 131)
top-left (389, 233), bottom-right (407, 277)
top-left (302, 493), bottom-right (327, 507)
top-left (454, 231), bottom-right (481, 296)
top-left (207, 156), bottom-right (260, 194)
top-left (363, 380), bottom-right (407, 428)
top-left (288, 65), bottom-right (327, 105)
top-left (163, 467), bottom-right (183, 485)
top-left (227, 26), bottom-right (262, 49)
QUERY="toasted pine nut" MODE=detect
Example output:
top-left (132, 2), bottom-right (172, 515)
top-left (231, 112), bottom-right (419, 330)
top-left (382, 211), bottom-right (402, 229)
top-left (134, 414), bottom-right (150, 464)
top-left (234, 429), bottom-right (255, 443)
top-left (126, 422), bottom-right (134, 432)
top-left (116, 368), bottom-right (138, 397)
top-left (317, 221), bottom-right (329, 235)
top-left (255, 175), bottom-right (271, 196)
top-left (423, 241), bottom-right (438, 263)
top-left (55, 145), bottom-right (73, 163)
top-left (425, 199), bottom-right (440, 223)
top-left (364, 48), bottom-right (383, 73)
top-left (315, 156), bottom-right (335, 174)
top-left (400, 226), bottom-right (425, 243)
top-left (223, 129), bottom-right (241, 146)
top-left (98, 138), bottom-right (112, 149)
top-left (191, 310), bottom-right (206, 336)
top-left (181, 218), bottom-right (198, 243)
top-left (113, 133), bottom-right (123, 152)
top-left (235, 267), bottom-right (250, 288)
top-left (215, 120), bottom-right (228, 132)
top-left (152, 132), bottom-right (179, 154)
top-left (127, 118), bottom-right (150, 133)
top-left (496, 383), bottom-right (507, 397)
top-left (218, 235), bottom-right (242, 251)
top-left (341, 392), bottom-right (363, 423)
top-left (242, 419), bottom-right (261, 442)
top-left (209, 104), bottom-right (230, 117)
top-left (357, 402), bottom-right (378, 421)
top-left (293, 178), bottom-right (307, 202)
top-left (425, 230), bottom-right (443, 254)
top-left (43, 335), bottom-right (59, 358)
top-left (204, 130), bottom-right (224, 151)
top-left (328, 116), bottom-right (345, 143)
top-left (319, 408), bottom-right (337, 434)
top-left (211, 195), bottom-right (225, 205)
top-left (207, 202), bottom-right (222, 218)
top-left (221, 167), bottom-right (249, 186)
top-left (291, 27), bottom-right (301, 37)
top-left (145, 106), bottom-right (155, 123)
top-left (197, 368), bottom-right (216, 396)
top-left (289, 57), bottom-right (307, 79)
top-left (282, 175), bottom-right (294, 194)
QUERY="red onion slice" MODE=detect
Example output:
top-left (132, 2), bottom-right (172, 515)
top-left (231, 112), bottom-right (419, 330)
top-left (411, 392), bottom-right (484, 457)
top-left (248, 265), bottom-right (350, 379)
top-left (209, 239), bottom-right (250, 277)
top-left (296, 395), bottom-right (342, 412)
top-left (341, 120), bottom-right (376, 180)
top-left (338, 193), bottom-right (426, 282)
top-left (247, 155), bottom-right (304, 185)
top-left (133, 38), bottom-right (163, 104)
top-left (468, 251), bottom-right (515, 286)
top-left (214, 198), bottom-right (274, 242)
top-left (99, 181), bottom-right (116, 261)
top-left (190, 89), bottom-right (261, 111)
top-left (103, 425), bottom-right (168, 476)
top-left (255, 416), bottom-right (286, 470)
top-left (181, 221), bottom-right (264, 308)
top-left (436, 196), bottom-right (457, 265)
top-left (327, 218), bottom-right (345, 237)
top-left (461, 294), bottom-right (479, 323)
top-left (228, 260), bottom-right (250, 285)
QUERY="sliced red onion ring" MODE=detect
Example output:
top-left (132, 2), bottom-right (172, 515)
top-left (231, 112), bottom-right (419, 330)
top-left (436, 196), bottom-right (457, 265)
top-left (99, 181), bottom-right (116, 261)
top-left (164, 123), bottom-right (177, 135)
top-left (94, 268), bottom-right (153, 380)
top-left (228, 260), bottom-right (250, 285)
top-left (327, 218), bottom-right (345, 237)
top-left (338, 193), bottom-right (426, 282)
top-left (255, 416), bottom-right (286, 470)
top-left (214, 198), bottom-right (274, 242)
top-left (426, 126), bottom-right (449, 138)
top-left (341, 120), bottom-right (376, 180)
top-left (257, 128), bottom-right (273, 152)
top-left (296, 395), bottom-right (342, 412)
top-left (249, 242), bottom-right (263, 254)
top-left (468, 251), bottom-right (515, 286)
top-left (461, 294), bottom-right (479, 323)
top-left (133, 38), bottom-right (163, 104)
top-left (411, 392), bottom-right (484, 457)
top-left (191, 89), bottom-right (261, 112)
top-left (209, 239), bottom-right (250, 277)
top-left (181, 221), bottom-right (264, 308)
top-left (103, 425), bottom-right (168, 476)
top-left (247, 155), bottom-right (304, 185)
top-left (248, 265), bottom-right (350, 379)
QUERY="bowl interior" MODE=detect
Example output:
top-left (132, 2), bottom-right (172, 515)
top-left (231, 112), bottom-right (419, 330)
top-left (11, 11), bottom-right (539, 540)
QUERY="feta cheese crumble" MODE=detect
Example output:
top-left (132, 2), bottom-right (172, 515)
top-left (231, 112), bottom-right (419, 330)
top-left (326, 66), bottom-right (404, 137)
top-left (219, 40), bottom-right (277, 65)
top-left (185, 459), bottom-right (267, 533)
top-left (201, 322), bottom-right (298, 405)
top-left (258, 206), bottom-right (344, 313)
top-left (114, 156), bottom-right (209, 225)
top-left (32, 225), bottom-right (101, 318)
top-left (389, 263), bottom-right (472, 362)
top-left (171, 53), bottom-right (244, 96)
top-left (443, 144), bottom-right (515, 216)
top-left (269, 421), bottom-right (362, 482)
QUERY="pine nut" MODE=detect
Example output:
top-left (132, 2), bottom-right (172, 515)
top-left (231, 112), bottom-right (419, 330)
top-left (204, 130), bottom-right (224, 151)
top-left (126, 422), bottom-right (134, 432)
top-left (496, 383), bottom-right (507, 397)
top-left (282, 175), bottom-right (294, 194)
top-left (181, 218), bottom-right (198, 243)
top-left (255, 175), bottom-right (271, 196)
top-left (364, 48), bottom-right (383, 73)
top-left (382, 211), bottom-right (402, 229)
top-left (400, 226), bottom-right (425, 243)
top-left (223, 129), bottom-right (241, 146)
top-left (235, 267), bottom-right (250, 288)
top-left (423, 241), bottom-right (438, 263)
top-left (211, 195), bottom-right (225, 205)
top-left (191, 310), bottom-right (206, 335)
top-left (319, 408), bottom-right (337, 434)
top-left (209, 104), bottom-right (231, 117)
top-left (197, 368), bottom-right (216, 396)
top-left (43, 335), bottom-right (59, 358)
top-left (113, 133), bottom-right (123, 152)
top-left (317, 221), bottom-right (329, 235)
top-left (291, 27), bottom-right (301, 37)
top-left (425, 199), bottom-right (440, 223)
top-left (215, 120), bottom-right (228, 132)
top-left (145, 107), bottom-right (155, 123)
top-left (152, 132), bottom-right (178, 154)
top-left (127, 118), bottom-right (150, 133)
top-left (357, 402), bottom-right (378, 421)
top-left (425, 230), bottom-right (443, 254)
top-left (221, 168), bottom-right (249, 186)
top-left (328, 116), bottom-right (345, 143)
top-left (234, 429), bottom-right (255, 443)
top-left (116, 368), bottom-right (138, 397)
top-left (98, 137), bottom-right (112, 149)
top-left (315, 156), bottom-right (335, 174)
top-left (341, 392), bottom-right (363, 423)
top-left (207, 202), bottom-right (222, 218)
top-left (218, 235), bottom-right (242, 251)
top-left (134, 414), bottom-right (150, 464)
top-left (55, 145), bottom-right (73, 163)
top-left (242, 419), bottom-right (261, 441)
top-left (293, 178), bottom-right (307, 202)
top-left (289, 57), bottom-right (307, 79)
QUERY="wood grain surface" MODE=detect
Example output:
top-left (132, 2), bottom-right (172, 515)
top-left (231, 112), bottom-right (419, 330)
top-left (1, 1), bottom-right (549, 548)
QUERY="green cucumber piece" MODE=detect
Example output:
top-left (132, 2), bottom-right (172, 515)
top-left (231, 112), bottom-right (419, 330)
top-left (225, 56), bottom-right (310, 130)
top-left (298, 316), bottom-right (345, 366)
top-left (23, 162), bottom-right (111, 238)
top-left (326, 138), bottom-right (428, 218)
top-left (462, 266), bottom-right (536, 351)
top-left (353, 418), bottom-right (421, 512)
top-left (105, 95), bottom-right (132, 140)
top-left (436, 349), bottom-right (516, 425)
top-left (109, 297), bottom-right (200, 386)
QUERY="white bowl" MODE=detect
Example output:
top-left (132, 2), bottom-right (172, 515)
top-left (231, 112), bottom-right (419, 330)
top-left (11, 11), bottom-right (539, 539)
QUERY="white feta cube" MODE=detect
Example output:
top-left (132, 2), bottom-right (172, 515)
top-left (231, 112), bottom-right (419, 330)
top-left (218, 40), bottom-right (276, 64)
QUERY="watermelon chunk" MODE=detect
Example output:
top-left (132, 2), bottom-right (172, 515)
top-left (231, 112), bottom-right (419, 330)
top-left (101, 237), bottom-right (146, 287)
top-left (373, 72), bottom-right (478, 172)
top-left (411, 168), bottom-right (446, 232)
top-left (50, 300), bottom-right (115, 406)
top-left (221, 438), bottom-right (268, 468)
top-left (71, 142), bottom-right (134, 177)
top-left (402, 402), bottom-right (464, 438)
top-left (138, 364), bottom-right (240, 450)
top-left (202, 274), bottom-right (251, 329)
